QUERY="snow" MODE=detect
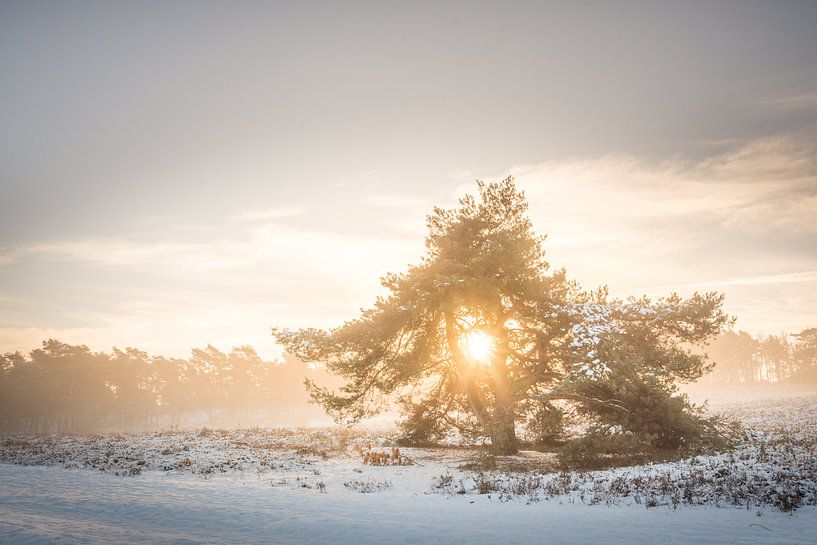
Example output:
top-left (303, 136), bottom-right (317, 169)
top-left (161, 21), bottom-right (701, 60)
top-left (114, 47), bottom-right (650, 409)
top-left (1, 397), bottom-right (817, 544)
top-left (1, 464), bottom-right (814, 545)
top-left (561, 301), bottom-right (649, 378)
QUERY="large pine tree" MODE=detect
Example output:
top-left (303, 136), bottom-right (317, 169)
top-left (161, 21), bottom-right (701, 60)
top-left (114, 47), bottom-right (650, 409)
top-left (274, 178), bottom-right (730, 454)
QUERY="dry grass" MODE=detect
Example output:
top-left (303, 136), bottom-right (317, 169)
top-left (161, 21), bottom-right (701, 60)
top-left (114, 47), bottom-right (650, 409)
top-left (442, 395), bottom-right (817, 512)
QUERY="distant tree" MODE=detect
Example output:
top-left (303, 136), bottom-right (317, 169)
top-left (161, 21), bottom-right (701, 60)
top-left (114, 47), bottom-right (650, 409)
top-left (224, 346), bottom-right (264, 416)
top-left (189, 345), bottom-right (228, 418)
top-left (274, 179), bottom-right (731, 454)
top-left (700, 329), bottom-right (817, 386)
top-left (791, 328), bottom-right (817, 384)
top-left (25, 340), bottom-right (112, 432)
top-left (0, 352), bottom-right (26, 430)
top-left (758, 334), bottom-right (791, 383)
top-left (153, 355), bottom-right (192, 429)
top-left (109, 347), bottom-right (154, 430)
top-left (705, 330), bottom-right (759, 384)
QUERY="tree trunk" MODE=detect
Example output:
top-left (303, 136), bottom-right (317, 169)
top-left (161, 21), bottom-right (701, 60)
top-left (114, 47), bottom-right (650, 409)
top-left (490, 321), bottom-right (518, 454)
top-left (488, 387), bottom-right (518, 454)
top-left (444, 306), bottom-right (519, 454)
top-left (489, 415), bottom-right (518, 454)
top-left (444, 308), bottom-right (491, 428)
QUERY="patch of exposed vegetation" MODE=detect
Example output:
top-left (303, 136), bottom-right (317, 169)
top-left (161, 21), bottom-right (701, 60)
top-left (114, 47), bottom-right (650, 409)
top-left (445, 396), bottom-right (817, 512)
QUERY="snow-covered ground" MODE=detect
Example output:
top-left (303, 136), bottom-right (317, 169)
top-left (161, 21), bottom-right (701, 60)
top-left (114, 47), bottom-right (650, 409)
top-left (1, 397), bottom-right (816, 545)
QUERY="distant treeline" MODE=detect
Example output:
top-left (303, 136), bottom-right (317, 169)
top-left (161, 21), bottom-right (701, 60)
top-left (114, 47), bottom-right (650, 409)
top-left (2, 329), bottom-right (816, 434)
top-left (703, 328), bottom-right (817, 385)
top-left (0, 340), bottom-right (339, 434)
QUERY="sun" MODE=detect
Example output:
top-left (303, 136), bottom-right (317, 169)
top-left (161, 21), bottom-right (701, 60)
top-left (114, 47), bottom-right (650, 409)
top-left (462, 330), bottom-right (495, 365)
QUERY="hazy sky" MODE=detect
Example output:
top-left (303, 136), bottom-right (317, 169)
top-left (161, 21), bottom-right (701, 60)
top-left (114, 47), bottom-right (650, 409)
top-left (1, 1), bottom-right (816, 358)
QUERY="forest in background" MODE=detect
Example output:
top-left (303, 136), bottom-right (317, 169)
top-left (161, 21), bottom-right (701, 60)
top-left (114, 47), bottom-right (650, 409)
top-left (702, 328), bottom-right (817, 385)
top-left (0, 340), bottom-right (340, 434)
top-left (1, 328), bottom-right (815, 435)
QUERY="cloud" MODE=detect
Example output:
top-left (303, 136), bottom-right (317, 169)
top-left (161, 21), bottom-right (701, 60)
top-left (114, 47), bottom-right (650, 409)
top-left (364, 194), bottom-right (428, 209)
top-left (0, 222), bottom-right (427, 356)
top-left (504, 132), bottom-right (816, 255)
top-left (446, 167), bottom-right (480, 183)
top-left (513, 132), bottom-right (817, 235)
top-left (645, 269), bottom-right (817, 290)
top-left (751, 86), bottom-right (817, 111)
top-left (0, 222), bottom-right (422, 275)
top-left (1, 238), bottom-right (191, 267)
top-left (768, 93), bottom-right (817, 110)
top-left (2, 132), bottom-right (815, 354)
top-left (493, 132), bottom-right (817, 334)
top-left (233, 206), bottom-right (307, 222)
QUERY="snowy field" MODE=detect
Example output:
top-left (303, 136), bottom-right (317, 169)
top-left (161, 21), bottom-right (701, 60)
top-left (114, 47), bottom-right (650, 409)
top-left (1, 397), bottom-right (817, 545)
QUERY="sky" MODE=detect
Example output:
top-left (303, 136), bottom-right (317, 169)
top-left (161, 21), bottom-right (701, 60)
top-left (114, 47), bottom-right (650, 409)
top-left (1, 1), bottom-right (816, 359)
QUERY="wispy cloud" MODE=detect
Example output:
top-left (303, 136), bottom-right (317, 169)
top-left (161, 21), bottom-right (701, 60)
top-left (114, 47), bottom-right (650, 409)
top-left (0, 221), bottom-right (427, 357)
top-left (2, 132), bottom-right (816, 353)
top-left (644, 269), bottom-right (817, 291)
top-left (492, 132), bottom-right (817, 334)
top-left (512, 132), bottom-right (817, 237)
top-left (1, 238), bottom-right (191, 267)
top-left (761, 92), bottom-right (817, 111)
top-left (364, 194), bottom-right (428, 209)
top-left (499, 132), bottom-right (817, 263)
top-left (233, 206), bottom-right (307, 222)
top-left (446, 167), bottom-right (480, 183)
top-left (0, 224), bottom-right (423, 276)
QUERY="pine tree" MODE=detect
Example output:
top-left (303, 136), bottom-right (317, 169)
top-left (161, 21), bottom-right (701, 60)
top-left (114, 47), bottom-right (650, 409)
top-left (275, 178), bottom-right (576, 453)
top-left (552, 291), bottom-right (732, 453)
top-left (274, 178), bottom-right (731, 455)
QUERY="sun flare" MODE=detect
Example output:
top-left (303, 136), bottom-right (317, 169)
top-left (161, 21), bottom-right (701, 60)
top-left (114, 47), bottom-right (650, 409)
top-left (462, 330), bottom-right (495, 365)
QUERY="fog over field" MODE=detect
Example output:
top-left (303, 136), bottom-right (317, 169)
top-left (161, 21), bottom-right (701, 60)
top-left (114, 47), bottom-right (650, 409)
top-left (1, 2), bottom-right (816, 544)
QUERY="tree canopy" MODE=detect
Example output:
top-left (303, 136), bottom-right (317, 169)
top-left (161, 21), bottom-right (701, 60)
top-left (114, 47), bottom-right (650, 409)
top-left (274, 178), bottom-right (733, 454)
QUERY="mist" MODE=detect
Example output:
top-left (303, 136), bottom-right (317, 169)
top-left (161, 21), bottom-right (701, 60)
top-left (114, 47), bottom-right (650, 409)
top-left (0, 341), bottom-right (344, 434)
top-left (2, 2), bottom-right (817, 544)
